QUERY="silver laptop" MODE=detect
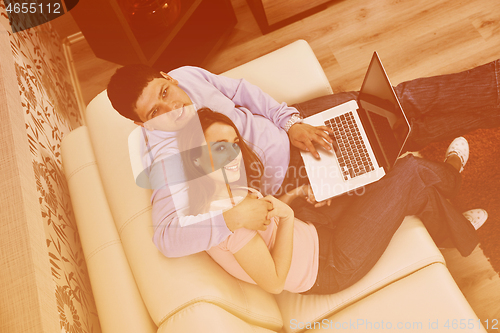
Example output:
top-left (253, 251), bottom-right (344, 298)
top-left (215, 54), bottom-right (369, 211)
top-left (300, 52), bottom-right (411, 201)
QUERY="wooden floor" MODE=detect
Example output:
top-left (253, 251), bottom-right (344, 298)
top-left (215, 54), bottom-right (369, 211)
top-left (60, 0), bottom-right (500, 330)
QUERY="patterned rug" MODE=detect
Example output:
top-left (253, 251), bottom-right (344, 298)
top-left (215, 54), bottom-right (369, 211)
top-left (419, 127), bottom-right (500, 275)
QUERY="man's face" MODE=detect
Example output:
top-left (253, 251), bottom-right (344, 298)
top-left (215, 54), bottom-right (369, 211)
top-left (134, 72), bottom-right (194, 131)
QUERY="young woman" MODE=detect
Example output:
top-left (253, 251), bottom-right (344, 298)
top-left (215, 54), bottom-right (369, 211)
top-left (178, 108), bottom-right (486, 295)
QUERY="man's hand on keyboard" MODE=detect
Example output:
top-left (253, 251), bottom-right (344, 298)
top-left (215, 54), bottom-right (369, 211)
top-left (288, 123), bottom-right (338, 159)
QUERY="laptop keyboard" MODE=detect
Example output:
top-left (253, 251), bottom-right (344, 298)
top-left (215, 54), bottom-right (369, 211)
top-left (324, 112), bottom-right (375, 181)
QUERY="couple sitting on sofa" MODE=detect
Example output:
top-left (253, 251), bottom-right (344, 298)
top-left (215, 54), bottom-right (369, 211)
top-left (106, 60), bottom-right (500, 295)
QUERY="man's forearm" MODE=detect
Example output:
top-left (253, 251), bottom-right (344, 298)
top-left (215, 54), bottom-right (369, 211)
top-left (152, 213), bottom-right (232, 257)
top-left (151, 189), bottom-right (232, 257)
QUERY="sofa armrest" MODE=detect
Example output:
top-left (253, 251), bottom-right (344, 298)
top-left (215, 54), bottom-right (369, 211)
top-left (61, 126), bottom-right (157, 333)
top-left (221, 39), bottom-right (333, 105)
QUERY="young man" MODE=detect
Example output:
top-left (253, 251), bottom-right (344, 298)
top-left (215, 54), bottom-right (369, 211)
top-left (107, 60), bottom-right (499, 258)
top-left (108, 65), bottom-right (339, 257)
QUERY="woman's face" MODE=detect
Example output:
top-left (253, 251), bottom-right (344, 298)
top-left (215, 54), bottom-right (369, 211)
top-left (196, 122), bottom-right (243, 184)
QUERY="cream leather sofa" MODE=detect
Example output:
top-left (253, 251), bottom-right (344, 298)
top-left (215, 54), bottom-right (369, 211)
top-left (61, 40), bottom-right (486, 333)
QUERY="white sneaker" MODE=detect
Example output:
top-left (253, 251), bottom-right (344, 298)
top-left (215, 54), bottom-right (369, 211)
top-left (445, 137), bottom-right (469, 173)
top-left (463, 209), bottom-right (488, 230)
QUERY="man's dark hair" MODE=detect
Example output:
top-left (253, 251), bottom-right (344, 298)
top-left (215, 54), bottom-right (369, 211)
top-left (107, 64), bottom-right (164, 122)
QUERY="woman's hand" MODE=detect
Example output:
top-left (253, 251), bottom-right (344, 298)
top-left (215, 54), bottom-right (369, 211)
top-left (297, 184), bottom-right (332, 208)
top-left (262, 195), bottom-right (294, 222)
top-left (223, 192), bottom-right (273, 231)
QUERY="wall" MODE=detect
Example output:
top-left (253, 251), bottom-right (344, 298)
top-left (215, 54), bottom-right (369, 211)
top-left (0, 3), bottom-right (101, 333)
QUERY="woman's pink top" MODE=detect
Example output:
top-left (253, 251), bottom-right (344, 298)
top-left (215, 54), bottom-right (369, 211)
top-left (206, 189), bottom-right (319, 293)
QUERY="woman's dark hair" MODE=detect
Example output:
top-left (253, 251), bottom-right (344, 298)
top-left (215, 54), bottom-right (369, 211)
top-left (107, 64), bottom-right (163, 122)
top-left (178, 108), bottom-right (264, 215)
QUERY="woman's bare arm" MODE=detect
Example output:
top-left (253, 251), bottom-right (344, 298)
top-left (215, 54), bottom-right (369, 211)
top-left (233, 196), bottom-right (294, 294)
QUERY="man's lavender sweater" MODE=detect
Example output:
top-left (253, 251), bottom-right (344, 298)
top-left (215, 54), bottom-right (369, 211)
top-left (145, 67), bottom-right (299, 257)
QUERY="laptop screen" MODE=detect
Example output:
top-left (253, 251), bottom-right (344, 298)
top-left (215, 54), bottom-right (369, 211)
top-left (358, 52), bottom-right (411, 169)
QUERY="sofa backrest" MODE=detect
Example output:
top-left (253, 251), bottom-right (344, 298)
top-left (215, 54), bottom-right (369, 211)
top-left (221, 40), bottom-right (333, 104)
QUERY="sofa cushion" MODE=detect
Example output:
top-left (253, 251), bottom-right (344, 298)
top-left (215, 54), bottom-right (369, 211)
top-left (305, 263), bottom-right (486, 332)
top-left (275, 216), bottom-right (446, 333)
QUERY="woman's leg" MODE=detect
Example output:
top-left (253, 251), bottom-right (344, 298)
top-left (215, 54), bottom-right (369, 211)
top-left (302, 155), bottom-right (479, 295)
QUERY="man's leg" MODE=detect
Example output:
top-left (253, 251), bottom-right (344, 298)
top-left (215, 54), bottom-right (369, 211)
top-left (293, 91), bottom-right (359, 118)
top-left (302, 155), bottom-right (479, 295)
top-left (396, 59), bottom-right (500, 151)
top-left (292, 59), bottom-right (500, 152)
